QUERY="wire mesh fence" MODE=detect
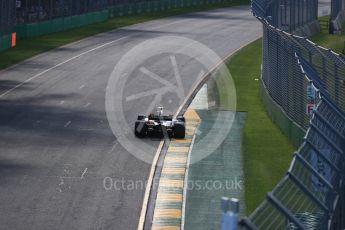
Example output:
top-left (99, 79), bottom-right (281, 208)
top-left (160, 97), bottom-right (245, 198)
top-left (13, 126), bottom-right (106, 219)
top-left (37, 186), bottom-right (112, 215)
top-left (261, 23), bottom-right (345, 130)
top-left (11, 0), bottom-right (232, 39)
top-left (243, 0), bottom-right (345, 228)
top-left (15, 0), bottom-right (228, 24)
top-left (330, 0), bottom-right (345, 33)
top-left (331, 0), bottom-right (345, 19)
top-left (0, 0), bottom-right (16, 37)
top-left (251, 0), bottom-right (318, 33)
top-left (16, 0), bottom-right (148, 24)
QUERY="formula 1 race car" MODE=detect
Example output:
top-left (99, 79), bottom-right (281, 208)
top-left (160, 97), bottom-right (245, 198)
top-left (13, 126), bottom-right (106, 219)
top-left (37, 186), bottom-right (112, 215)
top-left (134, 107), bottom-right (185, 138)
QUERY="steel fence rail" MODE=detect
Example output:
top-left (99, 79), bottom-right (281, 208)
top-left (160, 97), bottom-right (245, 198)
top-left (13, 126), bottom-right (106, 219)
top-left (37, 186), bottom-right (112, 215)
top-left (242, 0), bottom-right (345, 228)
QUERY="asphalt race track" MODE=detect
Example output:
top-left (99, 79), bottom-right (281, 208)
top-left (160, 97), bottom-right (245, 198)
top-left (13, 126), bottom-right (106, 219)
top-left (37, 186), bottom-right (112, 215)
top-left (0, 1), bottom-right (334, 228)
top-left (0, 6), bottom-right (266, 230)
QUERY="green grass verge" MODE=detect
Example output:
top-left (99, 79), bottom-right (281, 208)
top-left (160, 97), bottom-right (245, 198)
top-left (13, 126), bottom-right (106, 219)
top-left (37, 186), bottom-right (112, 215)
top-left (311, 16), bottom-right (345, 54)
top-left (0, 0), bottom-right (248, 70)
top-left (214, 15), bottom-right (344, 216)
top-left (220, 39), bottom-right (295, 214)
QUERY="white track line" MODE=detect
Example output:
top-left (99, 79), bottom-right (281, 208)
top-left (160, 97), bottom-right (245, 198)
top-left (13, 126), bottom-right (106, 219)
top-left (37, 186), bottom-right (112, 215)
top-left (0, 15), bottom-right (218, 100)
top-left (64, 121), bottom-right (72, 128)
top-left (0, 36), bottom-right (127, 99)
top-left (81, 168), bottom-right (88, 179)
top-left (137, 140), bottom-right (164, 230)
top-left (0, 16), bottom-right (193, 75)
top-left (107, 142), bottom-right (119, 154)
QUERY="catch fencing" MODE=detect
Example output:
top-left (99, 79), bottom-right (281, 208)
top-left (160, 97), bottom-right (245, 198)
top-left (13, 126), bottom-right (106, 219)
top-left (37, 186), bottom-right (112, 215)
top-left (16, 0), bottom-right (232, 24)
top-left (240, 0), bottom-right (345, 228)
top-left (13, 0), bottom-right (235, 39)
top-left (16, 0), bottom-right (153, 24)
top-left (331, 0), bottom-right (345, 19)
top-left (0, 0), bottom-right (16, 36)
top-left (0, 0), bottom-right (16, 51)
top-left (330, 0), bottom-right (345, 33)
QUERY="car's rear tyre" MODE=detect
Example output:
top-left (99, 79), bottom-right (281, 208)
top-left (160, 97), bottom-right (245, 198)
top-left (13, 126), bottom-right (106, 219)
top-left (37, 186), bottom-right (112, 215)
top-left (176, 116), bottom-right (185, 123)
top-left (135, 121), bottom-right (147, 137)
top-left (173, 122), bottom-right (185, 139)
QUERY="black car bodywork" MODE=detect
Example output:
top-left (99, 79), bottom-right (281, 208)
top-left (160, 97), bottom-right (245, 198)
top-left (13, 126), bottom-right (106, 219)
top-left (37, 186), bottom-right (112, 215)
top-left (134, 113), bottom-right (185, 138)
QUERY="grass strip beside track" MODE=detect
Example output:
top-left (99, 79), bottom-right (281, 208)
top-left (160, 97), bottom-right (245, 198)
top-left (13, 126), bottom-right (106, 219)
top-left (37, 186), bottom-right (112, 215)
top-left (0, 0), bottom-right (248, 70)
top-left (221, 19), bottom-right (345, 214)
top-left (222, 39), bottom-right (295, 214)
